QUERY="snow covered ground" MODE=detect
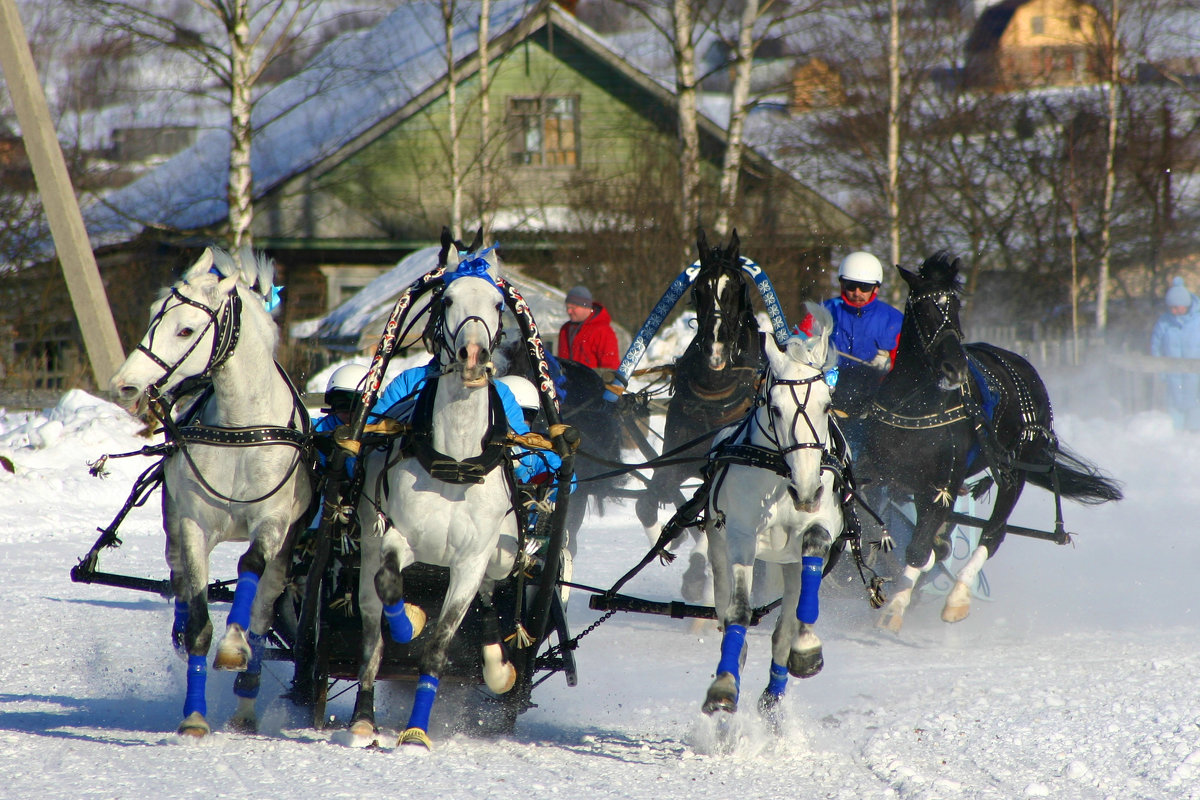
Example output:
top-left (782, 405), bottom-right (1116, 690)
top-left (0, 386), bottom-right (1197, 800)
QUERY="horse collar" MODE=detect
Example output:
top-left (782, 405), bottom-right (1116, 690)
top-left (408, 378), bottom-right (508, 484)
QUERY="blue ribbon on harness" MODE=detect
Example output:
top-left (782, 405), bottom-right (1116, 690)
top-left (965, 355), bottom-right (999, 470)
top-left (444, 243), bottom-right (501, 292)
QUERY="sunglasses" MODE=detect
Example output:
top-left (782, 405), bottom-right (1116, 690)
top-left (841, 279), bottom-right (878, 294)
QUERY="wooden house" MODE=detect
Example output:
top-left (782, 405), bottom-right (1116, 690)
top-left (4, 0), bottom-right (859, 388)
top-left (965, 0), bottom-right (1111, 91)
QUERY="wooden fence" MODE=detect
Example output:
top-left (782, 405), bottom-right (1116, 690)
top-left (965, 324), bottom-right (1171, 418)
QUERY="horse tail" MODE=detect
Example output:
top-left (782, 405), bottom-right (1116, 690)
top-left (1024, 444), bottom-right (1123, 505)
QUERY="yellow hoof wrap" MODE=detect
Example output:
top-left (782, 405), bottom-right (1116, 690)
top-left (405, 605), bottom-right (427, 639)
top-left (177, 711), bottom-right (210, 737)
top-left (397, 727), bottom-right (433, 750)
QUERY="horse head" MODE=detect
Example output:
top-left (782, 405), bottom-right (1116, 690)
top-left (693, 228), bottom-right (754, 371)
top-left (110, 247), bottom-right (278, 408)
top-left (433, 227), bottom-right (505, 387)
top-left (762, 315), bottom-right (834, 513)
top-left (898, 251), bottom-right (969, 391)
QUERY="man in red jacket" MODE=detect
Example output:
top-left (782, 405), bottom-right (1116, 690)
top-left (557, 285), bottom-right (619, 371)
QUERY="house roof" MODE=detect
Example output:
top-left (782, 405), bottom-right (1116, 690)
top-left (299, 244), bottom-right (628, 352)
top-left (966, 0), bottom-right (1026, 55)
top-left (65, 0), bottom-right (855, 259)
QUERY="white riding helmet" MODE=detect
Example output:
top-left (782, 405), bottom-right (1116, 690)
top-left (838, 251), bottom-right (884, 285)
top-left (326, 363), bottom-right (368, 394)
top-left (497, 374), bottom-right (540, 412)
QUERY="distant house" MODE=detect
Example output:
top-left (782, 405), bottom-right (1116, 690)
top-left (6, 0), bottom-right (858, 388)
top-left (965, 0), bottom-right (1110, 90)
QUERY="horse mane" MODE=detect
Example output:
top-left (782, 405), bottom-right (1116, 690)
top-left (918, 251), bottom-right (965, 293)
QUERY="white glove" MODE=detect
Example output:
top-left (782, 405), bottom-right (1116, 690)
top-left (868, 349), bottom-right (891, 371)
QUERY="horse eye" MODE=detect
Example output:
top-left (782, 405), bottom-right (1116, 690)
top-left (496, 302), bottom-right (503, 312)
top-left (177, 327), bottom-right (194, 338)
top-left (444, 298), bottom-right (453, 308)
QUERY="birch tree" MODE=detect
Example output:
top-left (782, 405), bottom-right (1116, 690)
top-left (67, 0), bottom-right (329, 257)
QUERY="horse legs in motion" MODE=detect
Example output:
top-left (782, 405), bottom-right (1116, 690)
top-left (701, 330), bottom-right (841, 718)
top-left (349, 240), bottom-right (520, 749)
top-left (110, 247), bottom-right (312, 736)
top-left (868, 254), bottom-right (1122, 632)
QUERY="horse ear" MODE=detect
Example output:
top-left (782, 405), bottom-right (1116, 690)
top-left (468, 226), bottom-right (484, 253)
top-left (898, 264), bottom-right (919, 288)
top-left (696, 228), bottom-right (709, 260)
top-left (763, 331), bottom-right (787, 372)
top-left (216, 274), bottom-right (239, 297)
top-left (183, 248), bottom-right (216, 281)
top-left (728, 229), bottom-right (740, 258)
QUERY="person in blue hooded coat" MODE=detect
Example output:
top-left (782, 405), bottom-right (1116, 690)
top-left (1151, 277), bottom-right (1200, 430)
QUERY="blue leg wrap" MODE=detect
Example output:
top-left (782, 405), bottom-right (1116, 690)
top-left (766, 661), bottom-right (789, 698)
top-left (226, 572), bottom-right (260, 630)
top-left (406, 674), bottom-right (440, 732)
top-left (184, 654), bottom-right (207, 718)
top-left (797, 556), bottom-right (823, 625)
top-left (716, 624), bottom-right (747, 678)
top-left (383, 600), bottom-right (415, 643)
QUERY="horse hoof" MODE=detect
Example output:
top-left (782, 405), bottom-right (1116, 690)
top-left (349, 718), bottom-right (376, 742)
top-left (177, 711), bottom-right (211, 737)
top-left (878, 612), bottom-right (905, 633)
top-left (787, 647), bottom-right (824, 679)
top-left (757, 689), bottom-right (782, 715)
top-left (942, 582), bottom-right (971, 623)
top-left (397, 727), bottom-right (433, 751)
top-left (226, 711), bottom-right (257, 734)
top-left (702, 672), bottom-right (739, 715)
top-left (214, 624), bottom-right (250, 671)
top-left (482, 643), bottom-right (517, 695)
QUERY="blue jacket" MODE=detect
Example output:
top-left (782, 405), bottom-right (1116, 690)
top-left (823, 296), bottom-right (903, 366)
top-left (1151, 294), bottom-right (1200, 416)
top-left (824, 295), bottom-right (903, 407)
top-left (375, 361), bottom-right (563, 484)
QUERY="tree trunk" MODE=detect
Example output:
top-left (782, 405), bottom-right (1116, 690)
top-left (887, 0), bottom-right (901, 268)
top-left (227, 0), bottom-right (254, 260)
top-left (714, 0), bottom-right (759, 240)
top-left (673, 0), bottom-right (700, 260)
top-left (478, 0), bottom-right (492, 240)
top-left (1096, 0), bottom-right (1120, 332)
top-left (443, 0), bottom-right (462, 240)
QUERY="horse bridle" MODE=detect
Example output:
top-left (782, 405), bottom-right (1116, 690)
top-left (905, 288), bottom-right (963, 363)
top-left (139, 285), bottom-right (242, 402)
top-left (759, 369), bottom-right (829, 456)
top-left (424, 282), bottom-right (506, 369)
top-left (692, 266), bottom-right (751, 364)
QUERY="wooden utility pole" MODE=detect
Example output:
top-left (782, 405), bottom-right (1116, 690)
top-left (0, 0), bottom-right (125, 387)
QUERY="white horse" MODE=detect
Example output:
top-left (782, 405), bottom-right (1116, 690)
top-left (110, 247), bottom-right (313, 736)
top-left (702, 311), bottom-right (842, 717)
top-left (353, 237), bottom-right (520, 749)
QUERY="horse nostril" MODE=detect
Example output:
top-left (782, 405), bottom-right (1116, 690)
top-left (117, 385), bottom-right (139, 402)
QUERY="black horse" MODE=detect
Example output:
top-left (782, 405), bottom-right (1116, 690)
top-left (857, 252), bottom-right (1122, 631)
top-left (634, 229), bottom-right (765, 602)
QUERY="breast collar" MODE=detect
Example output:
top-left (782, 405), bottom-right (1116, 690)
top-left (407, 377), bottom-right (509, 484)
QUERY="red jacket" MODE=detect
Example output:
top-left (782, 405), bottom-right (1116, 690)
top-left (558, 304), bottom-right (620, 370)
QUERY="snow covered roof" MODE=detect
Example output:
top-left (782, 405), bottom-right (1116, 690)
top-left (297, 244), bottom-right (625, 354)
top-left (73, 0), bottom-right (542, 254)
top-left (58, 0), bottom-right (855, 261)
